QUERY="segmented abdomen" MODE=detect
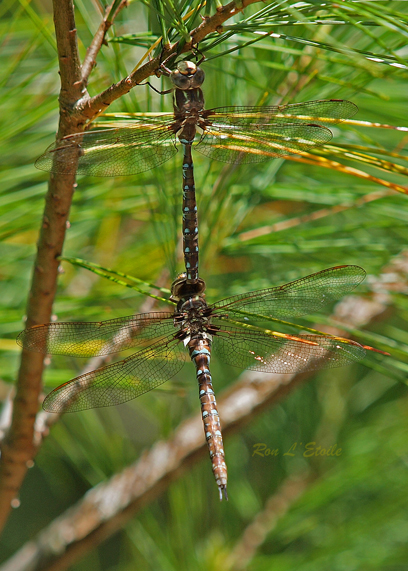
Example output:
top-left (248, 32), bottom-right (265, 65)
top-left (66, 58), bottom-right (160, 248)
top-left (181, 143), bottom-right (199, 284)
top-left (187, 336), bottom-right (228, 501)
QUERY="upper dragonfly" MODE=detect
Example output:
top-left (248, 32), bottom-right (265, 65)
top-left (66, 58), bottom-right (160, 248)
top-left (36, 61), bottom-right (358, 283)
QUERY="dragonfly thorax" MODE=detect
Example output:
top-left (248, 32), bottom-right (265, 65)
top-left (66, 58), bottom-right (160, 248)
top-left (173, 88), bottom-right (205, 119)
top-left (174, 297), bottom-right (214, 340)
top-left (179, 296), bottom-right (208, 314)
top-left (171, 86), bottom-right (207, 145)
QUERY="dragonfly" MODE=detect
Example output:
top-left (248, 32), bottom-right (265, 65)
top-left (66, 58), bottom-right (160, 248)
top-left (35, 60), bottom-right (358, 285)
top-left (18, 265), bottom-right (369, 501)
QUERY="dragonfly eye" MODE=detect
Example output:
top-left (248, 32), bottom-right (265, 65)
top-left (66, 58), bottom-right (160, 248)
top-left (190, 68), bottom-right (205, 88)
top-left (171, 71), bottom-right (192, 89)
top-left (171, 62), bottom-right (205, 90)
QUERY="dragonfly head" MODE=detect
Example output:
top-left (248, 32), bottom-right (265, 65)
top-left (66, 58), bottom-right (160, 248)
top-left (170, 273), bottom-right (206, 302)
top-left (170, 61), bottom-right (205, 90)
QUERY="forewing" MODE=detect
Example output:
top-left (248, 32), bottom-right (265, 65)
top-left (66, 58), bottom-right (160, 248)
top-left (205, 100), bottom-right (358, 127)
top-left (195, 99), bottom-right (357, 164)
top-left (43, 337), bottom-right (186, 412)
top-left (17, 312), bottom-right (175, 357)
top-left (212, 266), bottom-right (366, 320)
top-left (35, 119), bottom-right (177, 176)
top-left (195, 123), bottom-right (332, 164)
top-left (213, 327), bottom-right (365, 374)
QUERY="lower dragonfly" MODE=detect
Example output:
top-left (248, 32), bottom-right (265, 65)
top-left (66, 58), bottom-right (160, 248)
top-left (35, 60), bottom-right (358, 284)
top-left (19, 265), bottom-right (369, 500)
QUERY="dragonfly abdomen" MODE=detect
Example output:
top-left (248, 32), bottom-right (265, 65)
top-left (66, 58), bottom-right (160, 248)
top-left (181, 143), bottom-right (199, 284)
top-left (188, 336), bottom-right (228, 501)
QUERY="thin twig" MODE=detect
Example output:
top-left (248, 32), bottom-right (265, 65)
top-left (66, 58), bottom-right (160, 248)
top-left (81, 0), bottom-right (128, 85)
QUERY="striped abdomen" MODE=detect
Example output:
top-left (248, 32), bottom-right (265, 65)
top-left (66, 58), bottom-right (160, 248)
top-left (181, 143), bottom-right (199, 284)
top-left (187, 336), bottom-right (228, 501)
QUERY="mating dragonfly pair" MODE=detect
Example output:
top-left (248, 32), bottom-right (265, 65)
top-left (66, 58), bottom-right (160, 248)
top-left (23, 59), bottom-right (368, 500)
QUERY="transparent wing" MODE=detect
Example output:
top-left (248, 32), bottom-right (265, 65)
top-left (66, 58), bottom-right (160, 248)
top-left (35, 118), bottom-right (177, 177)
top-left (43, 337), bottom-right (186, 412)
top-left (195, 99), bottom-right (357, 164)
top-left (17, 312), bottom-right (175, 357)
top-left (213, 327), bottom-right (365, 374)
top-left (195, 123), bottom-right (332, 164)
top-left (205, 100), bottom-right (358, 127)
top-left (211, 266), bottom-right (366, 321)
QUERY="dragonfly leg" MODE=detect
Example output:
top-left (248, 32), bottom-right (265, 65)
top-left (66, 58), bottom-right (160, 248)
top-left (138, 81), bottom-right (172, 95)
top-left (191, 44), bottom-right (206, 66)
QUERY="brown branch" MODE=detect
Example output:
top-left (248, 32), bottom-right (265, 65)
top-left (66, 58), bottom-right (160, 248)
top-left (54, 0), bottom-right (83, 111)
top-left (1, 256), bottom-right (399, 571)
top-left (0, 0), bottom-right (86, 534)
top-left (81, 0), bottom-right (128, 85)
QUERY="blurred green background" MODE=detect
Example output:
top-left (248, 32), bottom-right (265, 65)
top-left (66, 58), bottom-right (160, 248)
top-left (1, 1), bottom-right (408, 569)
